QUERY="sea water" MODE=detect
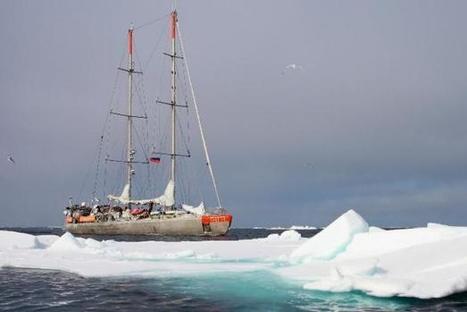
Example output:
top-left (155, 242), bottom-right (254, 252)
top-left (1, 228), bottom-right (467, 311)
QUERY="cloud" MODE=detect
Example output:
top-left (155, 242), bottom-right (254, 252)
top-left (1, 1), bottom-right (467, 226)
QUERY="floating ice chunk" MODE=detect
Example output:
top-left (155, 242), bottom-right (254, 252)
top-left (84, 237), bottom-right (105, 249)
top-left (304, 267), bottom-right (354, 292)
top-left (0, 230), bottom-right (40, 250)
top-left (338, 225), bottom-right (467, 261)
top-left (305, 274), bottom-right (413, 298)
top-left (47, 232), bottom-right (84, 252)
top-left (255, 225), bottom-right (316, 230)
top-left (164, 250), bottom-right (195, 259)
top-left (292, 220), bottom-right (467, 299)
top-left (194, 252), bottom-right (218, 260)
top-left (290, 210), bottom-right (368, 261)
top-left (266, 233), bottom-right (280, 240)
top-left (279, 230), bottom-right (302, 241)
top-left (36, 235), bottom-right (59, 248)
top-left (369, 226), bottom-right (385, 233)
top-left (289, 225), bottom-right (317, 230)
top-left (427, 223), bottom-right (467, 233)
top-left (47, 233), bottom-right (114, 257)
top-left (335, 258), bottom-right (380, 276)
top-left (266, 230), bottom-right (301, 241)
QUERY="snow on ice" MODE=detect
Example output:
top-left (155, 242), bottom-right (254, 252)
top-left (1, 210), bottom-right (467, 299)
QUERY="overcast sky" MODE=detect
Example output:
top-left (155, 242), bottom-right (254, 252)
top-left (1, 0), bottom-right (467, 228)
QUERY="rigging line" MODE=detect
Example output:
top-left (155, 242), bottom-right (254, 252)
top-left (133, 55), bottom-right (153, 198)
top-left (174, 60), bottom-right (190, 155)
top-left (144, 24), bottom-right (166, 69)
top-left (198, 163), bottom-right (208, 205)
top-left (133, 124), bottom-right (150, 164)
top-left (134, 13), bottom-right (170, 31)
top-left (133, 177), bottom-right (143, 201)
top-left (137, 88), bottom-right (150, 123)
top-left (192, 163), bottom-right (207, 206)
top-left (127, 44), bottom-right (152, 196)
top-left (143, 105), bottom-right (151, 196)
top-left (116, 148), bottom-right (126, 195)
top-left (93, 48), bottom-right (126, 201)
top-left (175, 111), bottom-right (190, 155)
top-left (133, 56), bottom-right (150, 128)
top-left (108, 146), bottom-right (126, 196)
top-left (177, 160), bottom-right (186, 204)
top-left (92, 135), bottom-right (105, 200)
top-left (134, 51), bottom-right (149, 114)
top-left (145, 105), bottom-right (151, 195)
top-left (154, 53), bottom-right (169, 148)
top-left (178, 55), bottom-right (191, 149)
top-left (145, 155), bottom-right (151, 197)
top-left (133, 124), bottom-right (152, 197)
top-left (134, 52), bottom-right (148, 130)
top-left (77, 157), bottom-right (95, 203)
top-left (177, 22), bottom-right (223, 208)
top-left (102, 158), bottom-right (108, 199)
top-left (184, 140), bottom-right (203, 205)
top-left (134, 81), bottom-right (148, 118)
top-left (133, 85), bottom-right (151, 197)
top-left (157, 109), bottom-right (171, 154)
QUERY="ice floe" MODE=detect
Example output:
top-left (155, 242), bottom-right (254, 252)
top-left (253, 225), bottom-right (317, 230)
top-left (290, 209), bottom-right (368, 261)
top-left (266, 230), bottom-right (302, 241)
top-left (1, 210), bottom-right (467, 299)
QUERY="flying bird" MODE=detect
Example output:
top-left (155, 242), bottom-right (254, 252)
top-left (281, 64), bottom-right (304, 75)
top-left (286, 64), bottom-right (303, 70)
top-left (7, 154), bottom-right (15, 164)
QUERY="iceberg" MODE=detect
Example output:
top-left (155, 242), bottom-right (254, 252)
top-left (282, 210), bottom-right (467, 299)
top-left (1, 210), bottom-right (467, 299)
top-left (290, 209), bottom-right (369, 261)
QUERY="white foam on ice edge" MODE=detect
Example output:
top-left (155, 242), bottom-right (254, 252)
top-left (1, 209), bottom-right (467, 299)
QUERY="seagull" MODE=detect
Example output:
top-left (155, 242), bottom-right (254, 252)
top-left (7, 155), bottom-right (15, 164)
top-left (286, 64), bottom-right (303, 70)
top-left (281, 63), bottom-right (304, 75)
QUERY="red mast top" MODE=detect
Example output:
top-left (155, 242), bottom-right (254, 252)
top-left (170, 11), bottom-right (177, 39)
top-left (128, 27), bottom-right (133, 55)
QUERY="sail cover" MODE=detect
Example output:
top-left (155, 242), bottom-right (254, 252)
top-left (182, 202), bottom-right (206, 216)
top-left (107, 180), bottom-right (175, 206)
top-left (107, 184), bottom-right (130, 203)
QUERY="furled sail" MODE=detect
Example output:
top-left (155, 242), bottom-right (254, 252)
top-left (107, 184), bottom-right (130, 203)
top-left (182, 202), bottom-right (206, 216)
top-left (107, 180), bottom-right (175, 206)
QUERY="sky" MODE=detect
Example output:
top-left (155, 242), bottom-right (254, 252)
top-left (1, 0), bottom-right (467, 228)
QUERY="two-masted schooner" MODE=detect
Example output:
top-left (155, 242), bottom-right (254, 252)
top-left (64, 10), bottom-right (232, 235)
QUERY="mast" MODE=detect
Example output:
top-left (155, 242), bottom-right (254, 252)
top-left (127, 25), bottom-right (134, 209)
top-left (170, 11), bottom-right (177, 205)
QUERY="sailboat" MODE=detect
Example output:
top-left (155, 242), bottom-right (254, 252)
top-left (64, 10), bottom-right (232, 236)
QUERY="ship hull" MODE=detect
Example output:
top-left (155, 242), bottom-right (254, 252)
top-left (64, 214), bottom-right (231, 236)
